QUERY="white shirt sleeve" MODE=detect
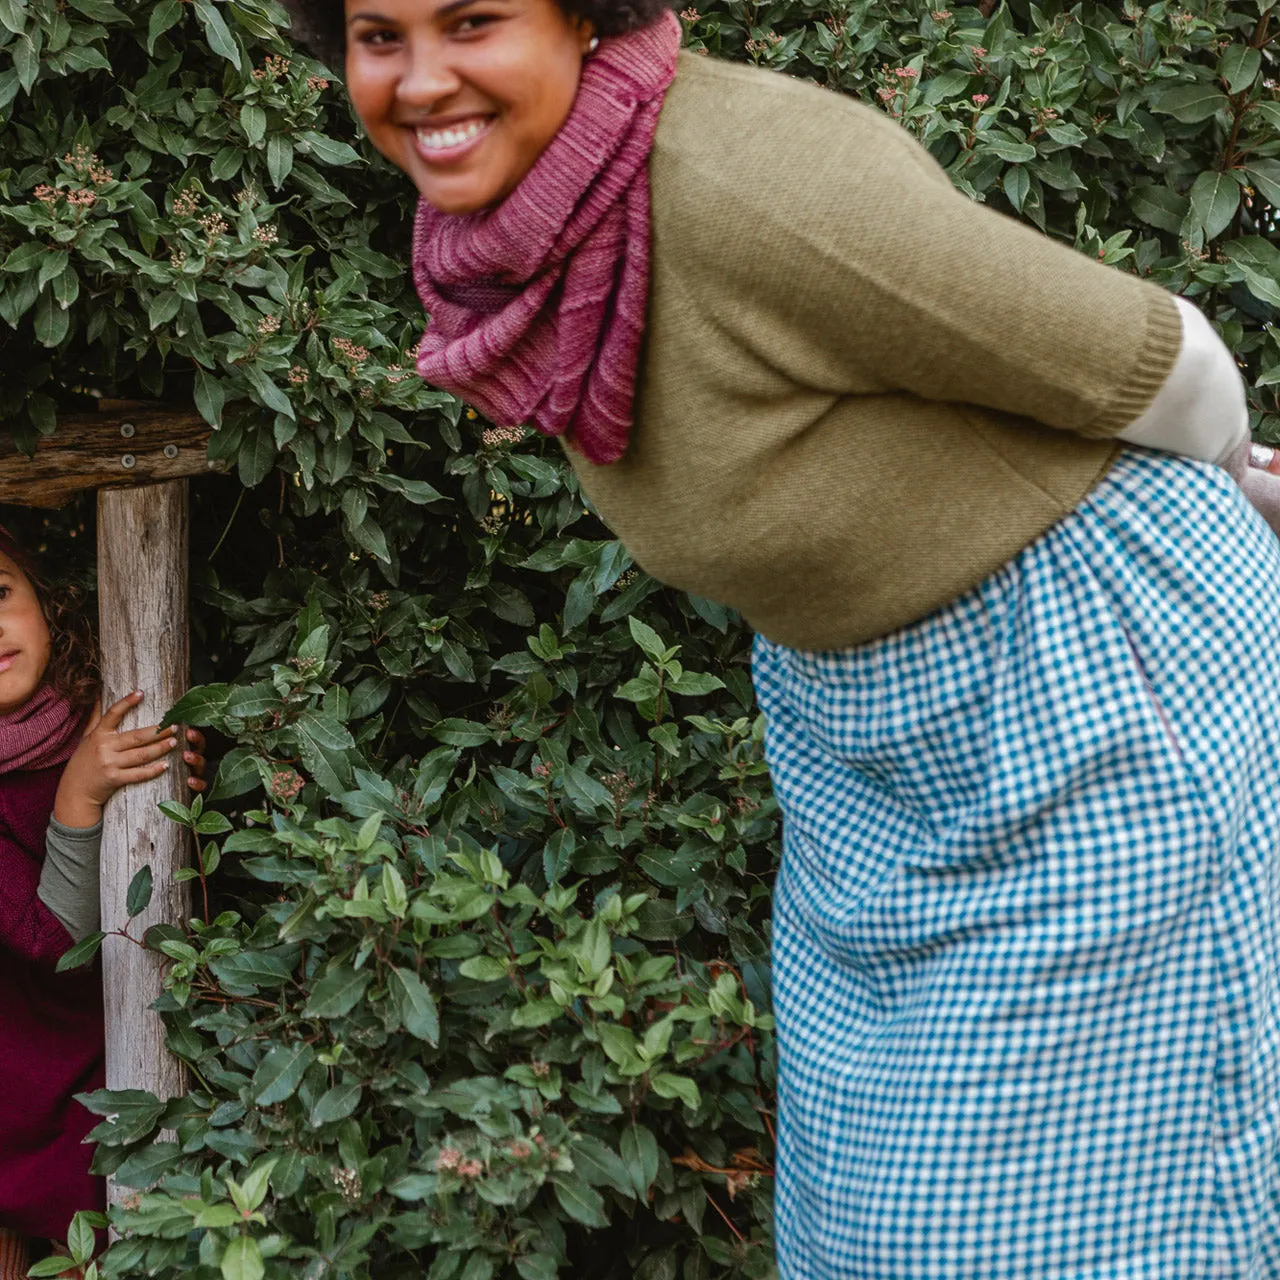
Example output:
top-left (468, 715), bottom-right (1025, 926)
top-left (1116, 295), bottom-right (1248, 465)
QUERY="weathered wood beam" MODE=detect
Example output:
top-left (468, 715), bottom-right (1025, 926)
top-left (0, 404), bottom-right (219, 508)
top-left (97, 480), bottom-right (191, 1210)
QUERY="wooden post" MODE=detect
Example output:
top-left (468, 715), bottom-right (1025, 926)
top-left (97, 480), bottom-right (191, 1207)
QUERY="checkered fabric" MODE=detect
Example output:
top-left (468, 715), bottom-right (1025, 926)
top-left (753, 449), bottom-right (1280, 1278)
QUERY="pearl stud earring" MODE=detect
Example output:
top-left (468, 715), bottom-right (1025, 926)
top-left (587, 35), bottom-right (600, 52)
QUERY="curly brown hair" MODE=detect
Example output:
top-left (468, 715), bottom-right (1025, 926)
top-left (29, 569), bottom-right (102, 715)
top-left (281, 0), bottom-right (674, 70)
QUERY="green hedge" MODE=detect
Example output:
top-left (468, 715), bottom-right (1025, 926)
top-left (2, 1), bottom-right (1278, 1277)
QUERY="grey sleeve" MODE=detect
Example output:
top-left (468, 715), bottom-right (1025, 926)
top-left (37, 817), bottom-right (103, 943)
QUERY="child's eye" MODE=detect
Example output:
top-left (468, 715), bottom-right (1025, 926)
top-left (0, 586), bottom-right (12, 601)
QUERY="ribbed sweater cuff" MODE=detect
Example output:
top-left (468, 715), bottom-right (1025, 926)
top-left (1079, 290), bottom-right (1185, 439)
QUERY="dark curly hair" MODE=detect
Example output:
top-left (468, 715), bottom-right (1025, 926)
top-left (281, 0), bottom-right (675, 71)
top-left (31, 569), bottom-right (101, 716)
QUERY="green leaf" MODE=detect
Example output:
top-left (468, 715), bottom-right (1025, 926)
top-left (195, 0), bottom-right (240, 64)
top-left (1189, 169), bottom-right (1241, 241)
top-left (3, 242), bottom-right (47, 273)
top-left (297, 131), bottom-right (360, 166)
top-left (37, 249), bottom-right (68, 291)
top-left (236, 429), bottom-right (276, 489)
top-left (67, 1210), bottom-right (96, 1264)
top-left (221, 1236), bottom-right (264, 1280)
top-left (1002, 164), bottom-right (1029, 213)
top-left (1153, 83), bottom-right (1229, 124)
top-left (1219, 44), bottom-right (1261, 95)
top-left (1129, 184), bottom-right (1189, 235)
top-left (193, 368), bottom-right (225, 429)
top-left (309, 1080), bottom-right (362, 1126)
top-left (162, 683), bottom-right (230, 728)
top-left (649, 1072), bottom-right (702, 1110)
top-left (244, 364), bottom-right (294, 419)
top-left (147, 0), bottom-right (183, 52)
top-left (620, 1123), bottom-right (659, 1197)
top-left (511, 999), bottom-right (561, 1028)
top-left (980, 136), bottom-right (1036, 163)
top-left (126, 865), bottom-right (153, 918)
top-left (628, 615), bottom-right (667, 662)
top-left (431, 718), bottom-right (492, 747)
top-left (148, 290), bottom-right (181, 329)
top-left (56, 930), bottom-right (105, 973)
top-left (27, 1259), bottom-right (81, 1278)
top-left (34, 288), bottom-right (69, 348)
top-left (571, 1134), bottom-right (636, 1198)
top-left (240, 103), bottom-right (266, 147)
top-left (114, 1140), bottom-right (182, 1189)
top-left (391, 966), bottom-right (440, 1043)
top-left (550, 1173), bottom-right (610, 1227)
top-left (1247, 161), bottom-right (1280, 210)
top-left (251, 1042), bottom-right (314, 1105)
top-left (239, 1157), bottom-right (279, 1210)
top-left (267, 134), bottom-right (294, 188)
top-left (543, 828), bottom-right (575, 885)
top-left (306, 965), bottom-right (372, 1017)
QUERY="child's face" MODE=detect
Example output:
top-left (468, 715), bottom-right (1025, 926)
top-left (0, 553), bottom-right (52, 715)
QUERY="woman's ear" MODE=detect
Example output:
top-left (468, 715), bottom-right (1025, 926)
top-left (577, 19), bottom-right (597, 54)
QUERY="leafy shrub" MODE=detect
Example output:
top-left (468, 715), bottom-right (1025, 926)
top-left (3, 0), bottom-right (1279, 1277)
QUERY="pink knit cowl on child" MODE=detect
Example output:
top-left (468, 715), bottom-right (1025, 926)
top-left (411, 11), bottom-right (682, 465)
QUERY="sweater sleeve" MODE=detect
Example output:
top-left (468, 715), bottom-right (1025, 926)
top-left (0, 823), bottom-right (76, 968)
top-left (673, 84), bottom-right (1184, 438)
top-left (37, 818), bottom-right (102, 944)
top-left (1114, 296), bottom-right (1249, 465)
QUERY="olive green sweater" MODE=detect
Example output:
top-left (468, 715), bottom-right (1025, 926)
top-left (566, 53), bottom-right (1184, 650)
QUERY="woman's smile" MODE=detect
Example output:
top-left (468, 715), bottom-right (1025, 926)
top-left (410, 114), bottom-right (496, 163)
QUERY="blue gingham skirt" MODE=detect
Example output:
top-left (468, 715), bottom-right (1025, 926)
top-left (753, 450), bottom-right (1280, 1278)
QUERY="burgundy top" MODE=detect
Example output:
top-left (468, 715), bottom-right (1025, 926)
top-left (0, 765), bottom-right (103, 1239)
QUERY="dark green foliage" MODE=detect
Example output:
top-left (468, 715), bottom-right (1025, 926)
top-left (2, 0), bottom-right (1278, 1277)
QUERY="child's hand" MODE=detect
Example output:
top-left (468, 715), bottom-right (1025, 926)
top-left (184, 728), bottom-right (208, 793)
top-left (52, 691), bottom-right (182, 829)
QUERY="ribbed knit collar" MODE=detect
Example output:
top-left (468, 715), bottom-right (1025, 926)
top-left (412, 10), bottom-right (682, 464)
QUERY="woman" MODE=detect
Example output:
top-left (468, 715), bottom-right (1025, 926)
top-left (285, 1), bottom-right (1280, 1274)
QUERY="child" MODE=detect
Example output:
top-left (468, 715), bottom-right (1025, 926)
top-left (0, 528), bottom-right (204, 1271)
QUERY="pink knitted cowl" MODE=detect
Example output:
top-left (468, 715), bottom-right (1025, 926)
top-left (412, 10), bottom-right (682, 465)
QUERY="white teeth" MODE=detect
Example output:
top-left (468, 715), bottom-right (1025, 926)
top-left (416, 119), bottom-right (487, 153)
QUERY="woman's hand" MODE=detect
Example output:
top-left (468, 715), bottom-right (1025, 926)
top-left (52, 691), bottom-right (197, 829)
top-left (1224, 439), bottom-right (1280, 537)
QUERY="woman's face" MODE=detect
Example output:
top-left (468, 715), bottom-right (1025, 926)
top-left (0, 554), bottom-right (51, 715)
top-left (344, 0), bottom-right (594, 214)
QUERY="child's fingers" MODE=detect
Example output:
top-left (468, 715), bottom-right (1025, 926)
top-left (114, 760), bottom-right (171, 785)
top-left (98, 691), bottom-right (145, 734)
top-left (185, 728), bottom-right (206, 751)
top-left (113, 737), bottom-right (179, 768)
top-left (113, 723), bottom-right (173, 749)
top-left (186, 774), bottom-right (208, 793)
